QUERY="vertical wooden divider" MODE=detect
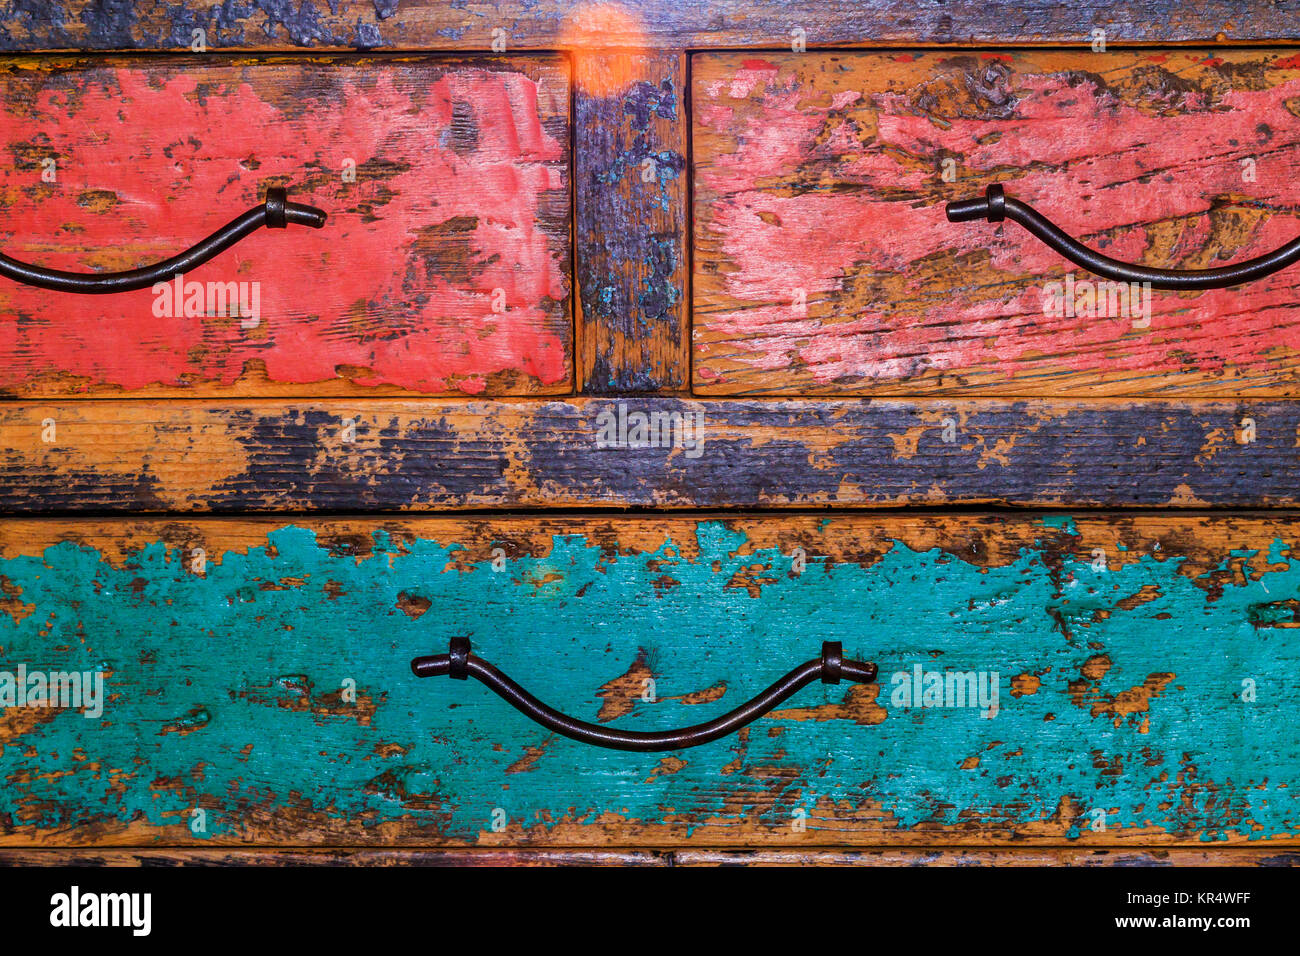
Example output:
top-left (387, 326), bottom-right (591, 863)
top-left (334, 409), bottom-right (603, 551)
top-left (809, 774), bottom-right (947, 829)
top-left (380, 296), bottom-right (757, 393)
top-left (574, 51), bottom-right (689, 394)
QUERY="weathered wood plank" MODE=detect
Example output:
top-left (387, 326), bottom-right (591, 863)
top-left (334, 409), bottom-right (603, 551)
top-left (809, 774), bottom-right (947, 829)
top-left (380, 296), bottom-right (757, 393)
top-left (1, 514), bottom-right (1297, 845)
top-left (694, 50), bottom-right (1300, 396)
top-left (0, 848), bottom-right (668, 865)
top-left (1, 2), bottom-right (1297, 51)
top-left (576, 52), bottom-right (688, 393)
top-left (0, 56), bottom-right (571, 397)
top-left (675, 848), bottom-right (1300, 866)
top-left (0, 847), bottom-right (1287, 865)
top-left (1, 398), bottom-right (1296, 510)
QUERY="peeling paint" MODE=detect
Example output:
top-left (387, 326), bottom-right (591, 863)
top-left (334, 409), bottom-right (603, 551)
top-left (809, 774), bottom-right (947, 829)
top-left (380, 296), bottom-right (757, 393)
top-left (694, 50), bottom-right (1300, 396)
top-left (1, 519), bottom-right (1296, 843)
top-left (0, 58), bottom-right (571, 396)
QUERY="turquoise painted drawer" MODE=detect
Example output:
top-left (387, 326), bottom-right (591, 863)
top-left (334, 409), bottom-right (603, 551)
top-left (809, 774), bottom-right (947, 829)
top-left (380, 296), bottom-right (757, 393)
top-left (1, 515), bottom-right (1295, 848)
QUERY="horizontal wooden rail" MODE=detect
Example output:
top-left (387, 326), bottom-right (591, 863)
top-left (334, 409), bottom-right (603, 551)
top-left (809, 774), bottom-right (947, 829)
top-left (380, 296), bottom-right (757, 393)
top-left (1, 2), bottom-right (1296, 51)
top-left (0, 848), bottom-right (1291, 866)
top-left (1, 398), bottom-right (1296, 511)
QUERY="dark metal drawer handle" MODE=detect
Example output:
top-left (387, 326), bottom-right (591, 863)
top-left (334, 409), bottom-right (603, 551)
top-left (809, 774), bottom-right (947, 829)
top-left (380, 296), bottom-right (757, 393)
top-left (946, 183), bottom-right (1300, 290)
top-left (411, 638), bottom-right (877, 752)
top-left (0, 187), bottom-right (327, 294)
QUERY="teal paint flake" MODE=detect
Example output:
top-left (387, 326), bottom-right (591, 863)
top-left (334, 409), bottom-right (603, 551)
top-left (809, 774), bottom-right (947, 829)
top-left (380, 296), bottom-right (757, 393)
top-left (0, 520), bottom-right (1297, 842)
top-left (1041, 514), bottom-right (1078, 535)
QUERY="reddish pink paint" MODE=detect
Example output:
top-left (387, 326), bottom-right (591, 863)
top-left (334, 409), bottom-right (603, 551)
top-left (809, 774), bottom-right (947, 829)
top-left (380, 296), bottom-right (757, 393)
top-left (0, 64), bottom-right (570, 394)
top-left (695, 58), bottom-right (1300, 390)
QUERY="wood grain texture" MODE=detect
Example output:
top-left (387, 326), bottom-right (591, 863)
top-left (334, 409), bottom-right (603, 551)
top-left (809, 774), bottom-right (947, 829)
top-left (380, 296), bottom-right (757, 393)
top-left (576, 52), bottom-right (688, 393)
top-left (0, 55), bottom-right (571, 397)
top-left (675, 848), bottom-right (1300, 866)
top-left (1, 2), bottom-right (1298, 51)
top-left (0, 849), bottom-right (668, 865)
top-left (694, 50), bottom-right (1300, 396)
top-left (1, 514), bottom-right (1297, 846)
top-left (2, 398), bottom-right (1297, 511)
top-left (0, 847), bottom-right (1288, 865)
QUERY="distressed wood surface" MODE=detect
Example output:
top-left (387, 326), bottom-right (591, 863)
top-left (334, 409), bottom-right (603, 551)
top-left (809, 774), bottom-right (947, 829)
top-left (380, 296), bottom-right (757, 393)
top-left (0, 55), bottom-right (571, 398)
top-left (677, 848), bottom-right (1300, 866)
top-left (2, 398), bottom-right (1298, 511)
top-left (694, 50), bottom-right (1300, 396)
top-left (0, 848), bottom-right (667, 865)
top-left (1, 2), bottom-right (1298, 51)
top-left (0, 847), bottom-right (1289, 865)
top-left (1, 514), bottom-right (1297, 846)
top-left (576, 52), bottom-right (688, 393)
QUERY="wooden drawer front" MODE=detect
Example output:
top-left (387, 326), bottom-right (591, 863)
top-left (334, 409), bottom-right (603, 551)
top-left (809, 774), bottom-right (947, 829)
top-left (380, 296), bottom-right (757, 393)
top-left (0, 56), bottom-right (571, 398)
top-left (2, 516), bottom-right (1296, 846)
top-left (693, 50), bottom-right (1300, 396)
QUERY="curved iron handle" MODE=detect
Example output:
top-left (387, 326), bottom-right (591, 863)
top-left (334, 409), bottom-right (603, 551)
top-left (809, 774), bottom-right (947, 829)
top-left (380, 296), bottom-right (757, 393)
top-left (946, 183), bottom-right (1300, 290)
top-left (411, 637), bottom-right (877, 752)
top-left (0, 187), bottom-right (327, 294)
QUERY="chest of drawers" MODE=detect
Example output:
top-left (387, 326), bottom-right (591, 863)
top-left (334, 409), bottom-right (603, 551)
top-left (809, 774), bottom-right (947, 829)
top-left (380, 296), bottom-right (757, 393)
top-left (1, 0), bottom-right (1298, 867)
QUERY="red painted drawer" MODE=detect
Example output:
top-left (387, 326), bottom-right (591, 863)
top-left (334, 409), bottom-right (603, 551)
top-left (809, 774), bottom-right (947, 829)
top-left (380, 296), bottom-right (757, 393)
top-left (0, 55), bottom-right (571, 397)
top-left (693, 50), bottom-right (1300, 396)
